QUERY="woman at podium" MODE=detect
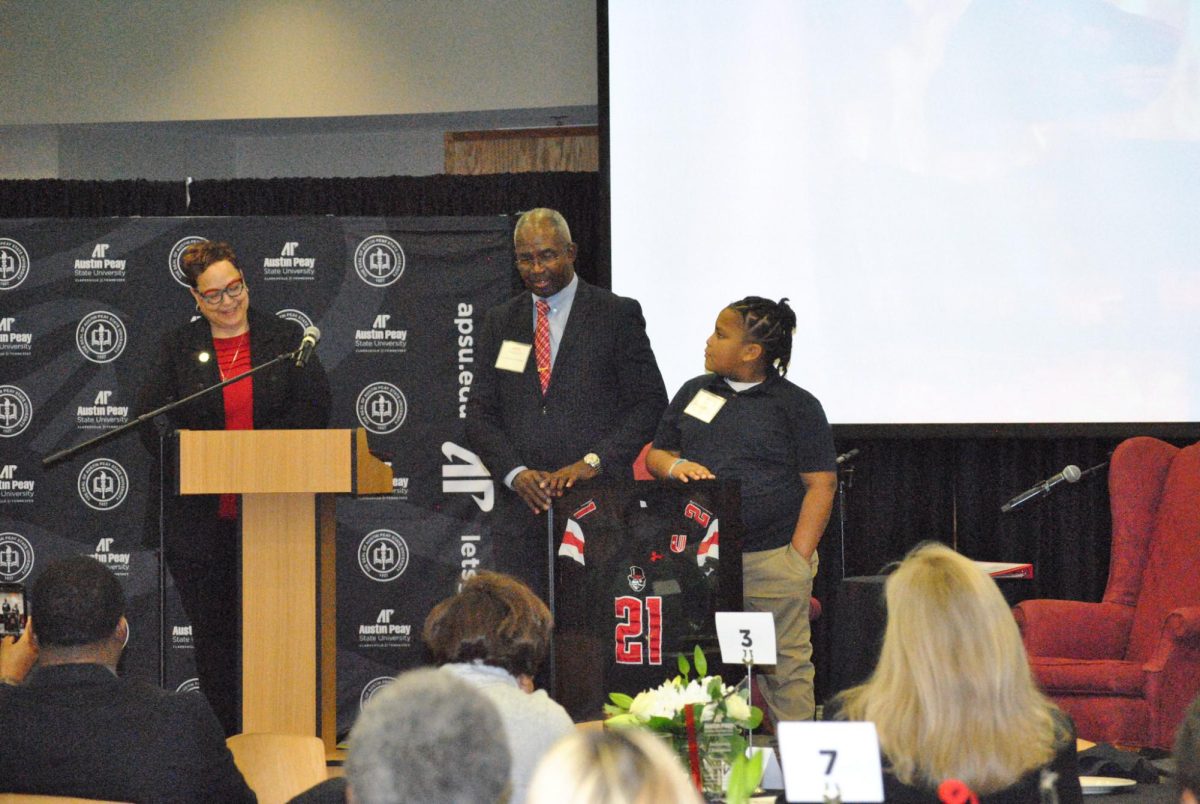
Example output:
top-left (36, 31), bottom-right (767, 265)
top-left (135, 240), bottom-right (331, 735)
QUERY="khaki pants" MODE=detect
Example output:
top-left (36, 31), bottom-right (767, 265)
top-left (742, 543), bottom-right (817, 723)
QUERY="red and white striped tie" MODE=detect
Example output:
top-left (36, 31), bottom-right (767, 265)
top-left (535, 299), bottom-right (552, 394)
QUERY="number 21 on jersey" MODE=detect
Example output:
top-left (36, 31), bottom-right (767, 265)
top-left (615, 595), bottom-right (663, 664)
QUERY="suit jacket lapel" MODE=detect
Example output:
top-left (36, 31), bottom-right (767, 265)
top-left (549, 280), bottom-right (591, 397)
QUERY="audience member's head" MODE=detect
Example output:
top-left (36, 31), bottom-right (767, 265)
top-left (527, 728), bottom-right (702, 804)
top-left (346, 667), bottom-right (511, 804)
top-left (423, 571), bottom-right (553, 681)
top-left (837, 541), bottom-right (1065, 794)
top-left (30, 555), bottom-right (127, 666)
top-left (1176, 694), bottom-right (1200, 803)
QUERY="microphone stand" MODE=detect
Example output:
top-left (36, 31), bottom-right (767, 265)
top-left (41, 349), bottom-right (301, 469)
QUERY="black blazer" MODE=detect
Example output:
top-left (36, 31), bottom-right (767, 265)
top-left (135, 306), bottom-right (331, 557)
top-left (466, 279), bottom-right (667, 483)
top-left (0, 663), bottom-right (256, 802)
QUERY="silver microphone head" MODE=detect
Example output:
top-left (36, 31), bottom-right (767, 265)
top-left (1062, 465), bottom-right (1082, 483)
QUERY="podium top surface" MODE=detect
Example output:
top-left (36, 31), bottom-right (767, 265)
top-left (177, 428), bottom-right (392, 495)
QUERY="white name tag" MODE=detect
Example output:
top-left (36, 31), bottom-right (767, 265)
top-left (715, 611), bottom-right (777, 666)
top-left (683, 388), bottom-right (726, 423)
top-left (495, 340), bottom-right (532, 373)
top-left (777, 722), bottom-right (885, 803)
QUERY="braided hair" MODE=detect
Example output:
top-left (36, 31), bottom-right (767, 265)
top-left (727, 296), bottom-right (797, 376)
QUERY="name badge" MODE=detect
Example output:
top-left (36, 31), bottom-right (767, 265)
top-left (496, 340), bottom-right (532, 373)
top-left (683, 389), bottom-right (726, 423)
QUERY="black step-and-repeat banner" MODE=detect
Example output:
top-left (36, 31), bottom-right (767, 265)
top-left (0, 216), bottom-right (511, 734)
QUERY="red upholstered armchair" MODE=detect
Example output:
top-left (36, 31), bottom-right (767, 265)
top-left (1013, 437), bottom-right (1200, 749)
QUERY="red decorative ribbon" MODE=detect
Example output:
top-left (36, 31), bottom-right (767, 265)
top-left (684, 704), bottom-right (703, 790)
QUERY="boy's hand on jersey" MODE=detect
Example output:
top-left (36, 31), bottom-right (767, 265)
top-left (513, 469), bottom-right (553, 512)
top-left (672, 461), bottom-right (716, 483)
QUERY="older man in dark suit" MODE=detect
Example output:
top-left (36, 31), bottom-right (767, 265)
top-left (0, 555), bottom-right (255, 802)
top-left (467, 208), bottom-right (667, 594)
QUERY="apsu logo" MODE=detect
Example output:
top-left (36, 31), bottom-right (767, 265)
top-left (168, 236), bottom-right (208, 287)
top-left (0, 533), bottom-right (34, 583)
top-left (77, 458), bottom-right (130, 511)
top-left (357, 529), bottom-right (410, 582)
top-left (76, 311), bottom-right (127, 364)
top-left (356, 382), bottom-right (408, 434)
top-left (0, 238), bottom-right (31, 291)
top-left (353, 235), bottom-right (406, 287)
top-left (0, 385), bottom-right (33, 438)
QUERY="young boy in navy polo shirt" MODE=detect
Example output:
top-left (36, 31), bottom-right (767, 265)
top-left (647, 296), bottom-right (837, 724)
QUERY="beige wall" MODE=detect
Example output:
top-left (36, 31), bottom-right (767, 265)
top-left (0, 0), bottom-right (597, 126)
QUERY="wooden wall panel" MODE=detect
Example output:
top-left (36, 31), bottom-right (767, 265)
top-left (445, 125), bottom-right (599, 174)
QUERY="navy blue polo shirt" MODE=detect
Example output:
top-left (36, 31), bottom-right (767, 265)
top-left (653, 372), bottom-right (836, 552)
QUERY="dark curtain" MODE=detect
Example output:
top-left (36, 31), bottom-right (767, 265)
top-left (0, 179), bottom-right (186, 217)
top-left (186, 173), bottom-right (605, 287)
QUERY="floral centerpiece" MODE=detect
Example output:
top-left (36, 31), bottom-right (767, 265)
top-left (604, 646), bottom-right (765, 803)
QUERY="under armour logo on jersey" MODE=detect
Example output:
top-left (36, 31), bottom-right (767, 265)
top-left (649, 550), bottom-right (664, 563)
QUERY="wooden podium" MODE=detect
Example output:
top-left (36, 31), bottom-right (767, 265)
top-left (176, 428), bottom-right (392, 752)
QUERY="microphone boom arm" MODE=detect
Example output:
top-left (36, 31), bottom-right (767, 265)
top-left (41, 349), bottom-right (299, 469)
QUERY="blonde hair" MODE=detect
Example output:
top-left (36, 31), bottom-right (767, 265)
top-left (836, 542), bottom-right (1065, 793)
top-left (527, 728), bottom-right (702, 804)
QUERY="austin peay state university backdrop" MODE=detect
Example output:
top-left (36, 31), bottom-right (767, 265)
top-left (0, 215), bottom-right (515, 734)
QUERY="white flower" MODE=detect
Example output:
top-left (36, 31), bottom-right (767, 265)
top-left (725, 691), bottom-right (751, 723)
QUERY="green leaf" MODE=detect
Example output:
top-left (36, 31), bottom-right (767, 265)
top-left (677, 652), bottom-right (691, 680)
top-left (645, 715), bottom-right (680, 731)
top-left (608, 692), bottom-right (635, 709)
top-left (694, 644), bottom-right (708, 677)
top-left (747, 705), bottom-right (764, 730)
top-left (603, 713), bottom-right (640, 728)
top-left (708, 677), bottom-right (724, 699)
top-left (725, 748), bottom-right (765, 804)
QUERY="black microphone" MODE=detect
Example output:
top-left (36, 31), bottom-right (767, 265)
top-left (1000, 465), bottom-right (1082, 513)
top-left (835, 448), bottom-right (860, 465)
top-left (294, 325), bottom-right (321, 367)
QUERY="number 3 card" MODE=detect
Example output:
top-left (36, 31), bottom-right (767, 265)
top-left (715, 611), bottom-right (777, 666)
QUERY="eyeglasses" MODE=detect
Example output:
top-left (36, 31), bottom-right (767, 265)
top-left (197, 278), bottom-right (246, 306)
top-left (515, 249), bottom-right (563, 269)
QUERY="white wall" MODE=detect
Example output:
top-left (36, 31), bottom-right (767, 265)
top-left (0, 0), bottom-right (598, 179)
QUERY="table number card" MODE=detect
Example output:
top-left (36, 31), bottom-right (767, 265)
top-left (715, 611), bottom-right (777, 666)
top-left (777, 721), bottom-right (885, 803)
